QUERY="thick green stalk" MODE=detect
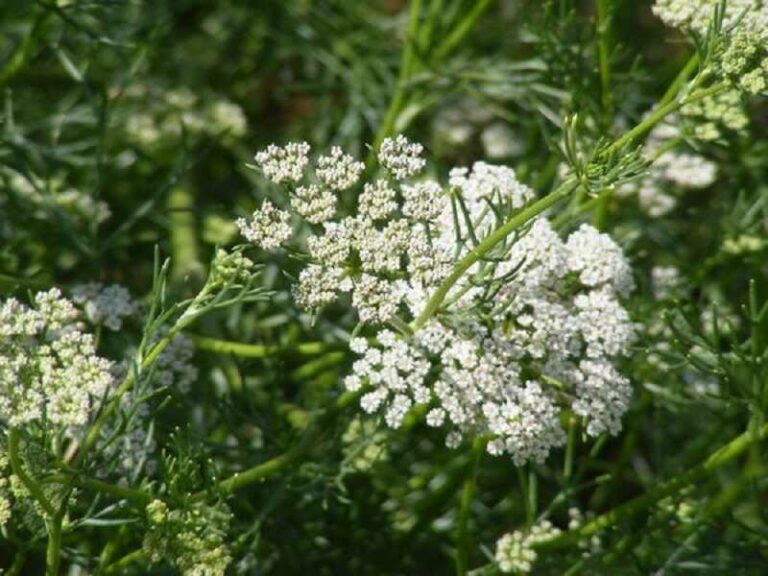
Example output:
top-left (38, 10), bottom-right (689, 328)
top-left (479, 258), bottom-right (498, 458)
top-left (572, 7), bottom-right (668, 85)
top-left (46, 474), bottom-right (152, 507)
top-left (194, 336), bottom-right (328, 358)
top-left (45, 514), bottom-right (64, 576)
top-left (596, 0), bottom-right (613, 131)
top-left (413, 179), bottom-right (579, 329)
top-left (592, 0), bottom-right (613, 229)
top-left (168, 184), bottom-right (203, 285)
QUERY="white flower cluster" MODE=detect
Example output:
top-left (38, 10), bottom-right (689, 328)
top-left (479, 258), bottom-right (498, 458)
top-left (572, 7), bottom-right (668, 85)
top-left (378, 135), bottom-right (427, 179)
top-left (653, 0), bottom-right (767, 36)
top-left (346, 218), bottom-right (635, 463)
top-left (0, 289), bottom-right (114, 428)
top-left (653, 0), bottom-right (768, 94)
top-left (316, 146), bottom-right (365, 190)
top-left (449, 162), bottom-right (533, 211)
top-left (494, 519), bottom-right (561, 574)
top-left (241, 137), bottom-right (635, 463)
top-left (254, 142), bottom-right (311, 184)
top-left (240, 136), bottom-right (467, 323)
top-left (71, 283), bottom-right (140, 331)
top-left (236, 200), bottom-right (292, 250)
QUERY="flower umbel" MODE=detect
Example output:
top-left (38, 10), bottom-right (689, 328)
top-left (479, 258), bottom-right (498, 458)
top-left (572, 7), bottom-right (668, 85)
top-left (239, 137), bottom-right (636, 464)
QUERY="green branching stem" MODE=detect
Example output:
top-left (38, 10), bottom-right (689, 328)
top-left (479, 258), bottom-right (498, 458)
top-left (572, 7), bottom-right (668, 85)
top-left (658, 53), bottom-right (699, 108)
top-left (604, 81), bottom-right (724, 155)
top-left (71, 321), bottom-right (186, 469)
top-left (538, 422), bottom-right (768, 550)
top-left (8, 429), bottom-right (56, 518)
top-left (411, 72), bottom-right (721, 331)
top-left (8, 429), bottom-right (64, 575)
top-left (412, 178), bottom-right (579, 330)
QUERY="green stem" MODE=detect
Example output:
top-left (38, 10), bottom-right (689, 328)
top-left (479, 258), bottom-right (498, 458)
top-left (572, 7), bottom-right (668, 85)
top-left (371, 0), bottom-right (493, 155)
top-left (414, 74), bottom-right (723, 331)
top-left (539, 422), bottom-right (768, 550)
top-left (370, 0), bottom-right (423, 156)
top-left (168, 184), bottom-right (203, 285)
top-left (658, 53), bottom-right (699, 108)
top-left (213, 451), bottom-right (296, 496)
top-left (71, 326), bottom-right (180, 468)
top-left (196, 391), bottom-right (360, 499)
top-left (103, 549), bottom-right (144, 574)
top-left (45, 514), bottom-right (64, 576)
top-left (563, 416), bottom-right (577, 480)
top-left (605, 82), bottom-right (723, 155)
top-left (46, 474), bottom-right (152, 506)
top-left (434, 0), bottom-right (494, 62)
top-left (413, 178), bottom-right (579, 330)
top-left (98, 526), bottom-right (130, 569)
top-left (0, 8), bottom-right (52, 90)
top-left (194, 336), bottom-right (329, 357)
top-left (455, 438), bottom-right (485, 576)
top-left (593, 0), bottom-right (613, 230)
top-left (8, 428), bottom-right (56, 518)
top-left (7, 549), bottom-right (27, 576)
top-left (596, 0), bottom-right (612, 132)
